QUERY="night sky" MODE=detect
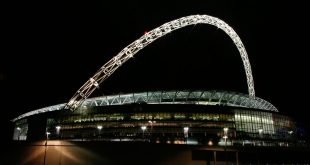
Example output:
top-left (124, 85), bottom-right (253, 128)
top-left (2, 1), bottom-right (309, 139)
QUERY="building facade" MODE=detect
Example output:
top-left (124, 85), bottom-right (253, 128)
top-left (12, 90), bottom-right (297, 146)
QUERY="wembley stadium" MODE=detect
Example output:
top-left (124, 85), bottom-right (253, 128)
top-left (12, 15), bottom-right (297, 146)
top-left (13, 90), bottom-right (297, 147)
top-left (9, 14), bottom-right (309, 164)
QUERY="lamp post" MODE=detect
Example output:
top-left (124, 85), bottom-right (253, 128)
top-left (44, 131), bottom-right (50, 165)
top-left (45, 132), bottom-right (50, 146)
top-left (288, 130), bottom-right (293, 146)
top-left (97, 125), bottom-right (103, 139)
top-left (16, 127), bottom-right (21, 140)
top-left (184, 127), bottom-right (189, 144)
top-left (141, 126), bottom-right (147, 140)
top-left (56, 126), bottom-right (61, 139)
top-left (223, 127), bottom-right (229, 165)
top-left (148, 120), bottom-right (156, 133)
top-left (148, 120), bottom-right (156, 140)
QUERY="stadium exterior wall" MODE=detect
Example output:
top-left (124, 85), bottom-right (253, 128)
top-left (12, 90), bottom-right (299, 147)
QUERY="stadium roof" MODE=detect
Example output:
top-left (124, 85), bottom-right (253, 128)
top-left (12, 90), bottom-right (278, 122)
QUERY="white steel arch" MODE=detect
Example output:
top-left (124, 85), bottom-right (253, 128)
top-left (64, 14), bottom-right (255, 111)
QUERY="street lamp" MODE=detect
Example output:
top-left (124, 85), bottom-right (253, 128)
top-left (46, 132), bottom-right (51, 138)
top-left (97, 125), bottom-right (103, 139)
top-left (184, 127), bottom-right (189, 144)
top-left (45, 132), bottom-right (51, 146)
top-left (141, 126), bottom-right (147, 139)
top-left (16, 127), bottom-right (21, 140)
top-left (223, 127), bottom-right (228, 134)
top-left (148, 120), bottom-right (156, 137)
top-left (44, 131), bottom-right (51, 165)
top-left (223, 127), bottom-right (229, 165)
top-left (56, 126), bottom-right (61, 138)
top-left (223, 127), bottom-right (228, 149)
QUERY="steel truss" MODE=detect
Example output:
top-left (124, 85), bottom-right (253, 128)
top-left (64, 14), bottom-right (255, 111)
top-left (13, 90), bottom-right (277, 122)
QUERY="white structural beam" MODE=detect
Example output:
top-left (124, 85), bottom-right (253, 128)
top-left (13, 90), bottom-right (277, 122)
top-left (64, 14), bottom-right (255, 111)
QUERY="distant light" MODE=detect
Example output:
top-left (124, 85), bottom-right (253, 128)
top-left (56, 126), bottom-right (61, 135)
top-left (223, 127), bottom-right (229, 132)
top-left (184, 127), bottom-right (189, 132)
top-left (97, 125), bottom-right (103, 130)
top-left (141, 126), bottom-right (147, 131)
top-left (144, 31), bottom-right (148, 35)
top-left (16, 127), bottom-right (21, 131)
top-left (223, 135), bottom-right (228, 139)
top-left (208, 140), bottom-right (213, 146)
top-left (46, 132), bottom-right (51, 135)
top-left (258, 129), bottom-right (263, 134)
top-left (288, 130), bottom-right (293, 134)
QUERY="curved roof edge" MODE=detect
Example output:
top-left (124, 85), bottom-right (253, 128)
top-left (12, 90), bottom-right (278, 122)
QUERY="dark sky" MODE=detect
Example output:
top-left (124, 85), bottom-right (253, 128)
top-left (2, 1), bottom-right (309, 138)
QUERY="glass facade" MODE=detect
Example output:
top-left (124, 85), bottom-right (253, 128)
top-left (15, 105), bottom-right (292, 146)
top-left (235, 109), bottom-right (275, 134)
top-left (13, 119), bottom-right (28, 140)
